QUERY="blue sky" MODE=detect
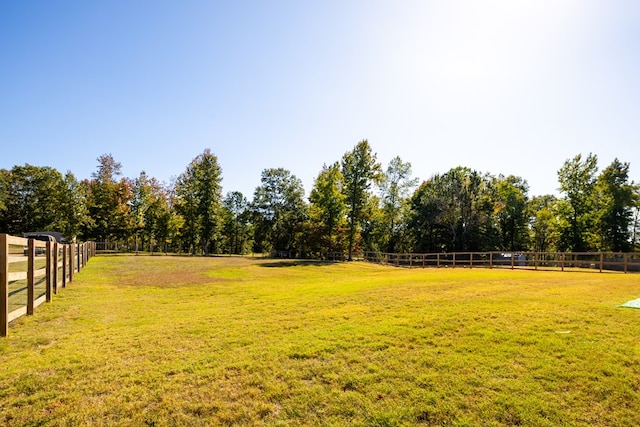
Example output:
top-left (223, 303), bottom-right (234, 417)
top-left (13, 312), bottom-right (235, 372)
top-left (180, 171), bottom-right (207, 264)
top-left (2, 1), bottom-right (639, 198)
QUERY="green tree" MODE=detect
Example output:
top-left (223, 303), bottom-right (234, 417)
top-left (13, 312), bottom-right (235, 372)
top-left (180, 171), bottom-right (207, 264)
top-left (252, 168), bottom-right (307, 254)
top-left (378, 156), bottom-right (419, 253)
top-left (130, 172), bottom-right (172, 252)
top-left (528, 195), bottom-right (559, 253)
top-left (593, 159), bottom-right (638, 252)
top-left (494, 175), bottom-right (530, 251)
top-left (360, 194), bottom-right (386, 253)
top-left (82, 154), bottom-right (133, 243)
top-left (130, 171), bottom-right (153, 251)
top-left (557, 153), bottom-right (598, 251)
top-left (341, 140), bottom-right (382, 260)
top-left (0, 170), bottom-right (8, 215)
top-left (0, 164), bottom-right (69, 235)
top-left (58, 171), bottom-right (88, 241)
top-left (407, 167), bottom-right (497, 252)
top-left (222, 191), bottom-right (252, 254)
top-left (407, 179), bottom-right (448, 253)
top-left (155, 184), bottom-right (184, 253)
top-left (174, 149), bottom-right (223, 255)
top-left (308, 162), bottom-right (347, 256)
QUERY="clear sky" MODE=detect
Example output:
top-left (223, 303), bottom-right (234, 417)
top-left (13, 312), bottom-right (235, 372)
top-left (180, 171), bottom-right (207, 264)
top-left (2, 1), bottom-right (639, 198)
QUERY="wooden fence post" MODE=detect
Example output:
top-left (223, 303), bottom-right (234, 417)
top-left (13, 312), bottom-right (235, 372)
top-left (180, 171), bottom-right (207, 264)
top-left (68, 244), bottom-right (74, 282)
top-left (599, 252), bottom-right (603, 273)
top-left (1, 234), bottom-right (9, 337)
top-left (53, 242), bottom-right (58, 295)
top-left (27, 239), bottom-right (35, 315)
top-left (490, 252), bottom-right (493, 269)
top-left (62, 244), bottom-right (67, 288)
top-left (46, 241), bottom-right (52, 302)
top-left (624, 253), bottom-right (628, 274)
top-left (511, 252), bottom-right (515, 270)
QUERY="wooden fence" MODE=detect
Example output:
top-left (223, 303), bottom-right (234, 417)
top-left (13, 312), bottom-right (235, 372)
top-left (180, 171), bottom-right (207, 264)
top-left (364, 251), bottom-right (640, 273)
top-left (0, 234), bottom-right (96, 337)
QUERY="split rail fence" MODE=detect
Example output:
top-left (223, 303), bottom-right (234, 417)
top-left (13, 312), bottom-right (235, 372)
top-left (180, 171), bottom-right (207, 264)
top-left (0, 234), bottom-right (96, 336)
top-left (364, 251), bottom-right (640, 273)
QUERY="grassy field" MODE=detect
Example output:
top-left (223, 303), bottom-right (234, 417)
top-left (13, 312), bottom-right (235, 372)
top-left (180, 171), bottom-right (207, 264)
top-left (0, 255), bottom-right (639, 426)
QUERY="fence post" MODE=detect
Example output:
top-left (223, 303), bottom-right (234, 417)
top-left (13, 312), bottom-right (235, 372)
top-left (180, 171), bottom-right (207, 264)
top-left (53, 242), bottom-right (58, 295)
top-left (27, 239), bottom-right (35, 315)
top-left (46, 241), bottom-right (52, 302)
top-left (422, 254), bottom-right (425, 268)
top-left (470, 253), bottom-right (473, 269)
top-left (437, 253), bottom-right (440, 268)
top-left (511, 252), bottom-right (515, 270)
top-left (490, 252), bottom-right (493, 269)
top-left (68, 244), bottom-right (74, 282)
top-left (599, 252), bottom-right (603, 273)
top-left (77, 243), bottom-right (81, 272)
top-left (561, 253), bottom-right (565, 272)
top-left (62, 244), bottom-right (67, 288)
top-left (624, 253), bottom-right (628, 274)
top-left (1, 234), bottom-right (8, 337)
top-left (453, 253), bottom-right (456, 268)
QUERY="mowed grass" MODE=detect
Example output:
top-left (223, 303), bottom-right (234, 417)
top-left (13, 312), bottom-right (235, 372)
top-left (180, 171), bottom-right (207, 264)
top-left (1, 256), bottom-right (639, 426)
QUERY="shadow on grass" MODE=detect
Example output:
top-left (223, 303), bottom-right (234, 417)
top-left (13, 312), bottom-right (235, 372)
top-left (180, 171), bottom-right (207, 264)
top-left (258, 259), bottom-right (340, 268)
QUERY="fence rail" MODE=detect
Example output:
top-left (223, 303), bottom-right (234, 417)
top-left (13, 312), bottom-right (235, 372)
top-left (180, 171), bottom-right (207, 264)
top-left (0, 234), bottom-right (96, 337)
top-left (363, 251), bottom-right (640, 273)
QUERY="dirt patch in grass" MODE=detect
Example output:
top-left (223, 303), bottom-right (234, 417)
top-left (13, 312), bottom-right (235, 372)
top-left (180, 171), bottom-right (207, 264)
top-left (96, 255), bottom-right (236, 288)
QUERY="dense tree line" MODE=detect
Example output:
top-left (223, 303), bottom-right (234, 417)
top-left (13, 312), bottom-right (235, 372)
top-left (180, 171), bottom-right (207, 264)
top-left (1, 144), bottom-right (639, 255)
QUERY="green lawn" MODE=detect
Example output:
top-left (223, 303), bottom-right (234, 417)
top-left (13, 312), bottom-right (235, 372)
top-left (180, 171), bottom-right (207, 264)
top-left (1, 255), bottom-right (639, 426)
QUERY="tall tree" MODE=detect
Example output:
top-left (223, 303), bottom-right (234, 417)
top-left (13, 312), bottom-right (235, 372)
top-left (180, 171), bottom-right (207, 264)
top-left (155, 182), bottom-right (184, 253)
top-left (308, 163), bottom-right (347, 256)
top-left (407, 167), bottom-right (497, 252)
top-left (222, 191), bottom-right (252, 254)
top-left (527, 194), bottom-right (559, 253)
top-left (593, 158), bottom-right (638, 252)
top-left (252, 168), bottom-right (307, 254)
top-left (59, 171), bottom-right (88, 241)
top-left (0, 165), bottom-right (69, 235)
top-left (83, 154), bottom-right (133, 243)
top-left (341, 140), bottom-right (382, 260)
top-left (494, 175), bottom-right (530, 251)
top-left (130, 172), bottom-right (171, 252)
top-left (378, 156), bottom-right (418, 252)
top-left (557, 153), bottom-right (598, 251)
top-left (174, 149), bottom-right (223, 255)
top-left (407, 179), bottom-right (448, 253)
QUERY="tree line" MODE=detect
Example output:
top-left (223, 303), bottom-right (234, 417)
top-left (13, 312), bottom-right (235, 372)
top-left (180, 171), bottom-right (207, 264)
top-left (1, 142), bottom-right (638, 256)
